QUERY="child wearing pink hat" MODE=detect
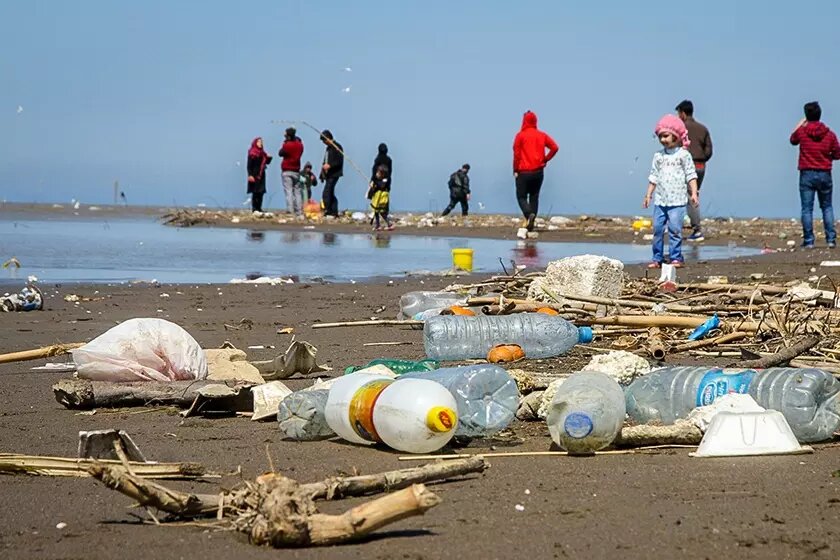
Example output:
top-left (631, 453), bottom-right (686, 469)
top-left (643, 115), bottom-right (700, 268)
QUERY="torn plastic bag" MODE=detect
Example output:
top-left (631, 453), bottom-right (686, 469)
top-left (72, 318), bottom-right (208, 382)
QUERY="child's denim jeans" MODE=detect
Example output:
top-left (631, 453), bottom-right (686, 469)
top-left (652, 205), bottom-right (686, 263)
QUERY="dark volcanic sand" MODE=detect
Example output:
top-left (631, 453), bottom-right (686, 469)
top-left (1, 250), bottom-right (840, 559)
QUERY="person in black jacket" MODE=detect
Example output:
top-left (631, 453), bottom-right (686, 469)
top-left (371, 143), bottom-right (392, 182)
top-left (246, 137), bottom-right (272, 213)
top-left (319, 130), bottom-right (344, 217)
top-left (441, 164), bottom-right (471, 216)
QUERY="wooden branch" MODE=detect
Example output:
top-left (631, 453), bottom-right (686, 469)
top-left (1, 454), bottom-right (205, 479)
top-left (670, 331), bottom-right (749, 353)
top-left (52, 378), bottom-right (251, 410)
top-left (299, 456), bottom-right (487, 500)
top-left (0, 342), bottom-right (84, 365)
top-left (312, 320), bottom-right (423, 329)
top-left (730, 335), bottom-right (820, 368)
top-left (89, 463), bottom-right (208, 514)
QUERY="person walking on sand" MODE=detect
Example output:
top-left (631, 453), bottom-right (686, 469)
top-left (513, 110), bottom-right (559, 231)
top-left (676, 100), bottom-right (713, 242)
top-left (790, 101), bottom-right (840, 249)
top-left (643, 115), bottom-right (699, 268)
top-left (441, 164), bottom-right (471, 217)
top-left (246, 137), bottom-right (272, 214)
top-left (319, 130), bottom-right (344, 218)
top-left (278, 127), bottom-right (304, 217)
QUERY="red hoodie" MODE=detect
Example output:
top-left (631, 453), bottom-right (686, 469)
top-left (513, 111), bottom-right (559, 173)
top-left (278, 137), bottom-right (304, 172)
top-left (790, 121), bottom-right (840, 171)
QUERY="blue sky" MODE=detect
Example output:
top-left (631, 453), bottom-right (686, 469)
top-left (1, 1), bottom-right (839, 217)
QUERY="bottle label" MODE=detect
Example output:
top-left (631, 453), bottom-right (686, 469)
top-left (348, 380), bottom-right (394, 442)
top-left (695, 368), bottom-right (756, 407)
top-left (564, 412), bottom-right (594, 439)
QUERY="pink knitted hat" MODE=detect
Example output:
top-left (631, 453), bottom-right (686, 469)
top-left (655, 114), bottom-right (690, 147)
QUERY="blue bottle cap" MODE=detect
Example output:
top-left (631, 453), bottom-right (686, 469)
top-left (578, 326), bottom-right (594, 343)
top-left (564, 412), bottom-right (594, 439)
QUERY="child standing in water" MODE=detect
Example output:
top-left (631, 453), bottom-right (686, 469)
top-left (643, 115), bottom-right (699, 268)
top-left (367, 165), bottom-right (394, 231)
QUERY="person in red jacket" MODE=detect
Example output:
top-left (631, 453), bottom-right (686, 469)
top-left (790, 102), bottom-right (840, 248)
top-left (513, 111), bottom-right (559, 231)
top-left (278, 127), bottom-right (304, 217)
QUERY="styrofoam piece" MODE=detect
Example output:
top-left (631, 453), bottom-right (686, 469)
top-left (690, 410), bottom-right (813, 458)
top-left (687, 393), bottom-right (765, 432)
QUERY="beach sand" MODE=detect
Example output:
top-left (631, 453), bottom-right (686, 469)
top-left (1, 213), bottom-right (839, 559)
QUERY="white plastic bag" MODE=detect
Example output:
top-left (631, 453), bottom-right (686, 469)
top-left (72, 318), bottom-right (208, 382)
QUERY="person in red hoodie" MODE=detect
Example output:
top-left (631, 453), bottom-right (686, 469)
top-left (513, 111), bottom-right (559, 231)
top-left (790, 102), bottom-right (840, 248)
top-left (278, 127), bottom-right (305, 217)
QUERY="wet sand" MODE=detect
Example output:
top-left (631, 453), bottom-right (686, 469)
top-left (1, 212), bottom-right (839, 559)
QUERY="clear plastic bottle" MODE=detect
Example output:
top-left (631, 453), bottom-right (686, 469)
top-left (325, 373), bottom-right (459, 453)
top-left (423, 313), bottom-right (594, 360)
top-left (277, 389), bottom-right (333, 441)
top-left (399, 291), bottom-right (466, 320)
top-left (401, 365), bottom-right (520, 437)
top-left (624, 367), bottom-right (840, 443)
top-left (546, 371), bottom-right (626, 454)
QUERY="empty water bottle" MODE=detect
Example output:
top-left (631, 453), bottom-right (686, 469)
top-left (625, 367), bottom-right (840, 443)
top-left (402, 364), bottom-right (520, 437)
top-left (325, 372), bottom-right (459, 453)
top-left (546, 371), bottom-right (626, 454)
top-left (424, 313), bottom-right (593, 360)
top-left (277, 389), bottom-right (333, 441)
top-left (399, 291), bottom-right (466, 320)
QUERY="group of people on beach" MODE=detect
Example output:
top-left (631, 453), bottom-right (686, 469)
top-left (248, 99), bottom-right (840, 265)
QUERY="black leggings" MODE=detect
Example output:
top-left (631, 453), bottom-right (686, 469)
top-left (515, 170), bottom-right (544, 218)
top-left (251, 191), bottom-right (264, 212)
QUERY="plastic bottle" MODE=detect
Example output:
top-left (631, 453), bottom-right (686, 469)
top-left (624, 367), bottom-right (840, 443)
top-left (399, 291), bottom-right (466, 320)
top-left (401, 365), bottom-right (520, 437)
top-left (546, 371), bottom-right (626, 454)
top-left (277, 389), bottom-right (333, 441)
top-left (325, 372), bottom-right (459, 453)
top-left (344, 359), bottom-right (439, 376)
top-left (424, 313), bottom-right (594, 360)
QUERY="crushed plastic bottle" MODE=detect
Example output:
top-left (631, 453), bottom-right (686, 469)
top-left (424, 313), bottom-right (593, 360)
top-left (546, 371), bottom-right (626, 454)
top-left (625, 367), bottom-right (840, 443)
top-left (399, 291), bottom-right (466, 320)
top-left (344, 358), bottom-right (439, 376)
top-left (402, 364), bottom-right (520, 437)
top-left (325, 372), bottom-right (458, 453)
top-left (1, 284), bottom-right (43, 312)
top-left (277, 389), bottom-right (333, 441)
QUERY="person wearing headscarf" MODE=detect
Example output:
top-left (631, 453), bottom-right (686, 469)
top-left (246, 137), bottom-right (272, 213)
top-left (371, 143), bottom-right (392, 182)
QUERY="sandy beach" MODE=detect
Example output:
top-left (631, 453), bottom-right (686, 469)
top-left (1, 209), bottom-right (839, 559)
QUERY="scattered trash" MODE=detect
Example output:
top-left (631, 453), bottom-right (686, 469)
top-left (1, 284), bottom-right (43, 312)
top-left (687, 393), bottom-right (766, 432)
top-left (251, 340), bottom-right (331, 380)
top-left (546, 371), bottom-right (625, 455)
top-left (277, 389), bottom-right (333, 440)
top-left (527, 255), bottom-right (624, 303)
top-left (181, 383), bottom-right (254, 418)
top-left (691, 410), bottom-right (812, 458)
top-left (78, 429), bottom-right (146, 462)
top-left (487, 344), bottom-right (525, 363)
top-left (55, 522), bottom-right (67, 530)
top-left (30, 362), bottom-right (76, 373)
top-left (820, 261), bottom-right (840, 267)
top-left (706, 275), bottom-right (729, 284)
top-left (251, 381), bottom-right (293, 421)
top-left (345, 358), bottom-right (438, 375)
top-left (658, 263), bottom-right (677, 292)
top-left (581, 350), bottom-right (651, 385)
top-left (71, 319), bottom-right (207, 382)
top-left (398, 291), bottom-right (466, 320)
top-left (277, 327), bottom-right (294, 334)
top-left (688, 314), bottom-right (720, 341)
top-left (325, 372), bottom-right (458, 453)
top-left (205, 347), bottom-right (265, 384)
top-left (230, 276), bottom-right (294, 285)
top-left (0, 453), bottom-right (205, 479)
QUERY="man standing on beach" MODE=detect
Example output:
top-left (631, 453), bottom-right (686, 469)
top-left (513, 110), bottom-right (559, 232)
top-left (441, 164), bottom-right (471, 217)
top-left (676, 100), bottom-right (713, 242)
top-left (278, 127), bottom-right (304, 217)
top-left (790, 101), bottom-right (840, 248)
top-left (319, 130), bottom-right (344, 218)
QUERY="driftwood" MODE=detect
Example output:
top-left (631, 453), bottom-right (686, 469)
top-left (0, 342), bottom-right (84, 365)
top-left (730, 335), bottom-right (820, 369)
top-left (52, 378), bottom-right (253, 410)
top-left (614, 422), bottom-right (703, 447)
top-left (670, 331), bottom-right (749, 353)
top-left (0, 454), bottom-right (205, 479)
top-left (90, 456), bottom-right (486, 547)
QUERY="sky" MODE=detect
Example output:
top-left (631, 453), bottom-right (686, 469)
top-left (1, 1), bottom-right (839, 217)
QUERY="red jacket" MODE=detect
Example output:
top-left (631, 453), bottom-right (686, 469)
top-left (278, 137), bottom-right (304, 172)
top-left (513, 111), bottom-right (559, 173)
top-left (790, 122), bottom-right (840, 171)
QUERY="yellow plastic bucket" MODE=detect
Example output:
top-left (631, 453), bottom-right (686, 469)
top-left (452, 248), bottom-right (474, 272)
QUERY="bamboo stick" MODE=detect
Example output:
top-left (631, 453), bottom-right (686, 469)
top-left (670, 332), bottom-right (750, 353)
top-left (645, 328), bottom-right (667, 361)
top-left (396, 446), bottom-right (697, 461)
top-left (0, 343), bottom-right (85, 365)
top-left (312, 320), bottom-right (423, 329)
top-left (0, 454), bottom-right (206, 479)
